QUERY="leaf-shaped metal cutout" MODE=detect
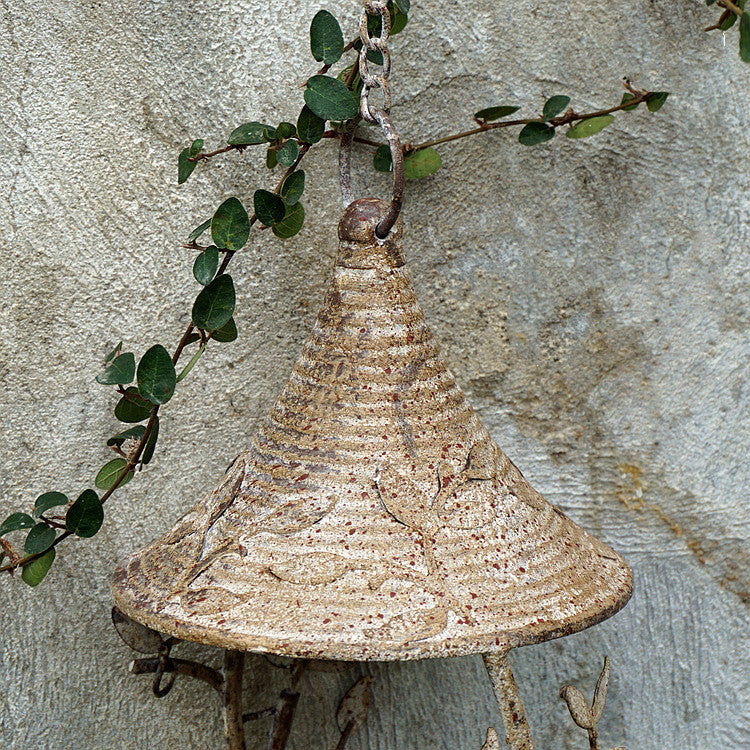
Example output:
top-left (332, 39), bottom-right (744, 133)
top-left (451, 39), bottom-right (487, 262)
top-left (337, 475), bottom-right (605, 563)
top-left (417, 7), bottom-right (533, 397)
top-left (365, 605), bottom-right (448, 643)
top-left (560, 684), bottom-right (594, 729)
top-left (336, 675), bottom-right (373, 732)
top-left (439, 481), bottom-right (497, 531)
top-left (376, 460), bottom-right (430, 530)
top-left (591, 655), bottom-right (610, 724)
top-left (111, 607), bottom-right (165, 654)
top-left (464, 442), bottom-right (497, 480)
top-left (269, 552), bottom-right (348, 585)
top-left (481, 728), bottom-right (501, 750)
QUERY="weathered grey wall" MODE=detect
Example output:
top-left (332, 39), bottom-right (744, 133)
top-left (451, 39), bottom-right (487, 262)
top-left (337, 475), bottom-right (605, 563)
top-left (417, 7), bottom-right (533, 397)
top-left (1, 1), bottom-right (748, 748)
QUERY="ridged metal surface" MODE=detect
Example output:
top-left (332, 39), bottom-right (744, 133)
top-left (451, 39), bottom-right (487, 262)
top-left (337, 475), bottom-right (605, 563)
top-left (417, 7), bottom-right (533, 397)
top-left (111, 198), bottom-right (632, 660)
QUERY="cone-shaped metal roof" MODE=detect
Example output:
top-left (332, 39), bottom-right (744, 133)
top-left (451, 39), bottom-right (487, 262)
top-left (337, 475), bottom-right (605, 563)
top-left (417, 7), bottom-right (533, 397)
top-left (112, 199), bottom-right (632, 660)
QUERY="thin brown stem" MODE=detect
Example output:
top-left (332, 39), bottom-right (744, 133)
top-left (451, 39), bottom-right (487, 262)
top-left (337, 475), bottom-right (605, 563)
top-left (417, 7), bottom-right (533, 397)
top-left (129, 656), bottom-right (224, 692)
top-left (223, 650), bottom-right (246, 750)
top-left (334, 719), bottom-right (356, 750)
top-left (265, 660), bottom-right (308, 750)
top-left (718, 0), bottom-right (744, 17)
top-left (188, 144), bottom-right (245, 162)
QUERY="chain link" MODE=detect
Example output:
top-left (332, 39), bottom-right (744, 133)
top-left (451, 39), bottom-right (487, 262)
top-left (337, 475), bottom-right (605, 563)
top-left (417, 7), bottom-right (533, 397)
top-left (358, 1), bottom-right (392, 123)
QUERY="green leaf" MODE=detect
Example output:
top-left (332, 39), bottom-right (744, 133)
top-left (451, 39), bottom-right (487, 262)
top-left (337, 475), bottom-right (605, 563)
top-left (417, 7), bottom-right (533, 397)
top-left (266, 148), bottom-right (278, 169)
top-left (741, 13), bottom-right (750, 62)
top-left (192, 274), bottom-right (236, 331)
top-left (393, 0), bottom-right (410, 13)
top-left (24, 523), bottom-right (56, 555)
top-left (137, 345), bottom-right (177, 405)
top-left (193, 246), bottom-right (220, 286)
top-left (254, 189), bottom-right (286, 226)
top-left (187, 219), bottom-right (211, 243)
top-left (280, 170), bottom-right (305, 205)
top-left (22, 548), bottom-right (55, 586)
top-left (474, 105), bottom-right (520, 121)
top-left (620, 93), bottom-right (639, 111)
top-left (404, 148), bottom-right (442, 179)
top-left (519, 122), bottom-right (555, 145)
top-left (114, 387), bottom-right (152, 423)
top-left (646, 92), bottom-right (669, 112)
top-left (178, 148), bottom-right (198, 185)
top-left (107, 425), bottom-right (145, 447)
top-left (720, 12), bottom-right (737, 30)
top-left (33, 492), bottom-right (68, 518)
top-left (0, 512), bottom-right (35, 536)
top-left (105, 341), bottom-right (122, 364)
top-left (65, 489), bottom-right (103, 538)
top-left (275, 122), bottom-right (297, 140)
top-left (277, 139), bottom-right (299, 167)
top-left (297, 106), bottom-right (326, 144)
top-left (310, 10), bottom-right (344, 65)
top-left (176, 344), bottom-right (205, 383)
top-left (211, 197), bottom-right (250, 252)
top-left (141, 416), bottom-right (159, 465)
top-left (373, 144), bottom-right (393, 172)
top-left (210, 317), bottom-right (238, 343)
top-left (189, 139), bottom-right (203, 157)
top-left (566, 114), bottom-right (615, 139)
top-left (262, 126), bottom-right (277, 142)
top-left (95, 352), bottom-right (135, 385)
top-left (542, 95), bottom-right (571, 121)
top-left (389, 6), bottom-right (409, 34)
top-left (304, 75), bottom-right (359, 121)
top-left (273, 202), bottom-right (305, 239)
top-left (227, 121), bottom-right (272, 146)
top-left (184, 333), bottom-right (201, 346)
top-left (95, 458), bottom-right (134, 490)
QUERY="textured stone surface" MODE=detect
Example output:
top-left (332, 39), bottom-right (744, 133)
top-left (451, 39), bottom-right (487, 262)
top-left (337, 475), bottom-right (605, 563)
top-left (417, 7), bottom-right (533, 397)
top-left (1, 1), bottom-right (748, 749)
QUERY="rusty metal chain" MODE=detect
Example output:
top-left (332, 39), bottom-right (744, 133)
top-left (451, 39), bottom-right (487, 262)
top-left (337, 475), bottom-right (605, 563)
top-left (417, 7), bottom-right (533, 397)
top-left (339, 0), bottom-right (403, 238)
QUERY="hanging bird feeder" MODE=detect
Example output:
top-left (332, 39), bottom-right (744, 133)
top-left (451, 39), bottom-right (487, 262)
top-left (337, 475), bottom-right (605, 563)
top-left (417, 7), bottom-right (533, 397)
top-left (112, 3), bottom-right (632, 748)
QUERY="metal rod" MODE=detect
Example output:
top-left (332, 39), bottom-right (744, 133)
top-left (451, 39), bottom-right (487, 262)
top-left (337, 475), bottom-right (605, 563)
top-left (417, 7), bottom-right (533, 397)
top-left (483, 652), bottom-right (535, 750)
top-left (223, 650), bottom-right (247, 750)
top-left (372, 108), bottom-right (404, 238)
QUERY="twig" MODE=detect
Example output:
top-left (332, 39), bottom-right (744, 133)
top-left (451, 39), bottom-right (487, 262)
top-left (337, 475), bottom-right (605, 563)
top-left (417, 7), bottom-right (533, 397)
top-left (265, 660), bottom-right (308, 750)
top-left (188, 144), bottom-right (245, 162)
top-left (223, 650), bottom-right (247, 750)
top-left (129, 656), bottom-right (224, 692)
top-left (334, 719), bottom-right (356, 750)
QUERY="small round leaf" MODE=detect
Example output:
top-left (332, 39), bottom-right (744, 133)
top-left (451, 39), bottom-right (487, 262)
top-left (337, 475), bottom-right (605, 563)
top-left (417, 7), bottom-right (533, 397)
top-left (542, 95), bottom-right (571, 121)
top-left (65, 489), bottom-right (103, 538)
top-left (95, 458), bottom-right (134, 491)
top-left (211, 197), bottom-right (250, 252)
top-left (211, 317), bottom-right (238, 343)
top-left (304, 75), bottom-right (359, 121)
top-left (178, 148), bottom-right (197, 185)
top-left (193, 246), bottom-right (220, 286)
top-left (187, 219), bottom-right (211, 243)
top-left (227, 121), bottom-right (272, 146)
top-left (646, 92), bottom-right (670, 112)
top-left (280, 170), bottom-right (305, 205)
top-left (33, 492), bottom-right (68, 518)
top-left (114, 387), bottom-right (152, 423)
top-left (404, 148), bottom-right (442, 180)
top-left (137, 345), bottom-right (176, 405)
top-left (277, 139), bottom-right (300, 167)
top-left (272, 202), bottom-right (305, 239)
top-left (297, 106), bottom-right (325, 144)
top-left (565, 114), bottom-right (615, 139)
top-left (0, 512), bottom-right (36, 537)
top-left (518, 122), bottom-right (555, 146)
top-left (95, 352), bottom-right (136, 385)
top-left (21, 548), bottom-right (55, 587)
top-left (474, 105), bottom-right (520, 121)
top-left (310, 9), bottom-right (344, 65)
top-left (254, 189), bottom-right (286, 227)
top-left (24, 523), bottom-right (56, 555)
top-left (192, 274), bottom-right (236, 331)
top-left (373, 144), bottom-right (393, 173)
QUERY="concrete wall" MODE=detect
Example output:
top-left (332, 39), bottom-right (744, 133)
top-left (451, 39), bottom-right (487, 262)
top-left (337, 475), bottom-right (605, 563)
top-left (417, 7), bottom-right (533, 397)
top-left (1, 1), bottom-right (748, 748)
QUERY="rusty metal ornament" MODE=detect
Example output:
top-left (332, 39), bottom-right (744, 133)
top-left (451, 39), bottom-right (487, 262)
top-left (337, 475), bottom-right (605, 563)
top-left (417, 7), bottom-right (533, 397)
top-left (111, 198), bottom-right (632, 667)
